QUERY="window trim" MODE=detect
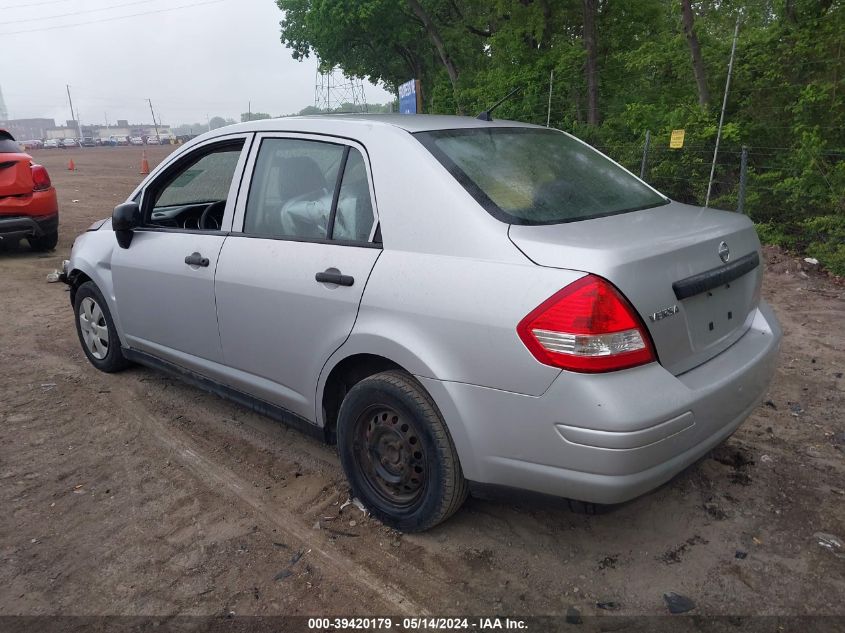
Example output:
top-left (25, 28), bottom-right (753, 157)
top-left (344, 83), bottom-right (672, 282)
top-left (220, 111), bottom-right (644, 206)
top-left (231, 132), bottom-right (380, 247)
top-left (131, 133), bottom-right (253, 235)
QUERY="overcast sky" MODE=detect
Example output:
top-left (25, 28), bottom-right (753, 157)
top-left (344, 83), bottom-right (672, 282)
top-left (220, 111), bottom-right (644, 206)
top-left (0, 0), bottom-right (394, 127)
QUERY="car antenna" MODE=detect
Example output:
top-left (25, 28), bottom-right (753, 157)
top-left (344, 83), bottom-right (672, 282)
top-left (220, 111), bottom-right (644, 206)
top-left (476, 87), bottom-right (522, 121)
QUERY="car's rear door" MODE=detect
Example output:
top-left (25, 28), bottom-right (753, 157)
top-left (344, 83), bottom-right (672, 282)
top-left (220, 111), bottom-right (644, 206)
top-left (111, 133), bottom-right (252, 370)
top-left (214, 133), bottom-right (381, 421)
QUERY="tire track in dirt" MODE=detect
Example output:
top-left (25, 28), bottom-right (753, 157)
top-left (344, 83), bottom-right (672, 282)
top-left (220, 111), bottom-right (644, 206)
top-left (117, 398), bottom-right (429, 616)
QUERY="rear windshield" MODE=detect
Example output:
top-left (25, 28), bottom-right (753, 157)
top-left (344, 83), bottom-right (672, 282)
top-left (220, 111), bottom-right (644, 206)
top-left (0, 140), bottom-right (22, 152)
top-left (414, 127), bottom-right (668, 225)
top-left (0, 132), bottom-right (21, 153)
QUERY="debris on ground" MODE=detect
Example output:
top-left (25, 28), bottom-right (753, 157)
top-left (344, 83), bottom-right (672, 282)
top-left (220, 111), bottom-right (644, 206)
top-left (273, 549), bottom-right (308, 581)
top-left (703, 502), bottom-right (728, 520)
top-left (565, 607), bottom-right (582, 624)
top-left (340, 497), bottom-right (368, 515)
top-left (760, 454), bottom-right (773, 464)
top-left (314, 517), bottom-right (359, 538)
top-left (814, 532), bottom-right (844, 558)
top-left (46, 271), bottom-right (62, 283)
top-left (596, 600), bottom-right (620, 610)
top-left (803, 257), bottom-right (819, 265)
top-left (735, 550), bottom-right (748, 559)
top-left (764, 400), bottom-right (777, 409)
top-left (663, 592), bottom-right (696, 614)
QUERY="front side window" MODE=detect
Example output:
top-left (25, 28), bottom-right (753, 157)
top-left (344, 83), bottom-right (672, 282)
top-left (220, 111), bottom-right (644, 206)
top-left (244, 138), bottom-right (375, 242)
top-left (146, 141), bottom-right (244, 230)
top-left (415, 128), bottom-right (668, 225)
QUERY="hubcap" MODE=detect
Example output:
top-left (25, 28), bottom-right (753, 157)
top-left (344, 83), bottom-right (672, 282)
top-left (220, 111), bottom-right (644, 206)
top-left (78, 297), bottom-right (109, 360)
top-left (353, 406), bottom-right (427, 508)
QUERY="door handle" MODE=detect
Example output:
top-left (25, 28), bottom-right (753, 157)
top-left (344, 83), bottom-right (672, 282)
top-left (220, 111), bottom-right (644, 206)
top-left (315, 270), bottom-right (354, 286)
top-left (185, 252), bottom-right (210, 267)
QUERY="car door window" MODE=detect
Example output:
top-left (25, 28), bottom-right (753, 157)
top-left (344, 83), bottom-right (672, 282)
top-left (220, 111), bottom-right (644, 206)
top-left (243, 139), bottom-right (376, 243)
top-left (331, 148), bottom-right (375, 242)
top-left (145, 141), bottom-right (244, 231)
top-left (244, 139), bottom-right (345, 239)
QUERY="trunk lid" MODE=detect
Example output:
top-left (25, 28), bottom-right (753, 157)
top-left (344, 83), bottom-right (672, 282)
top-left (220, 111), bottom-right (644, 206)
top-left (0, 152), bottom-right (34, 198)
top-left (509, 201), bottom-right (762, 375)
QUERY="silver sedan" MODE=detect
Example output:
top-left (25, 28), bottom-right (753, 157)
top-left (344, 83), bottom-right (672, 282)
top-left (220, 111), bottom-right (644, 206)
top-left (63, 115), bottom-right (781, 531)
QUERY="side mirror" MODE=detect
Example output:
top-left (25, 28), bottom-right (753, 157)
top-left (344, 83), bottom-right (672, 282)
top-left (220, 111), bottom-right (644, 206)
top-left (113, 202), bottom-right (141, 249)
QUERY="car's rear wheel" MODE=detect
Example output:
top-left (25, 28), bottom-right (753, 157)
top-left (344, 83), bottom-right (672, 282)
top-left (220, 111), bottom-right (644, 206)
top-left (73, 281), bottom-right (130, 373)
top-left (28, 230), bottom-right (58, 252)
top-left (337, 370), bottom-right (468, 532)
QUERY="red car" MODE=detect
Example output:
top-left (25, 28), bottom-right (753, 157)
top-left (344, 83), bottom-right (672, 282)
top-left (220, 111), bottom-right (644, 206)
top-left (0, 128), bottom-right (58, 251)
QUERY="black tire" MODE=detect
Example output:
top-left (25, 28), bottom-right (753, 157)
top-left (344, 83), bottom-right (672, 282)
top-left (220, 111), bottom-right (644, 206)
top-left (28, 230), bottom-right (58, 252)
top-left (337, 370), bottom-right (468, 532)
top-left (73, 281), bottom-right (131, 373)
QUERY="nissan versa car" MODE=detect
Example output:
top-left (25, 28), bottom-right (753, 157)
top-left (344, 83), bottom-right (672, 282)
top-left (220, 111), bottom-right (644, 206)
top-left (62, 115), bottom-right (781, 531)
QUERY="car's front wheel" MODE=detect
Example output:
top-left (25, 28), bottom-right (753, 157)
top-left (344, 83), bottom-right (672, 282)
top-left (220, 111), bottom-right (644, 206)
top-left (337, 370), bottom-right (468, 532)
top-left (73, 281), bottom-right (130, 373)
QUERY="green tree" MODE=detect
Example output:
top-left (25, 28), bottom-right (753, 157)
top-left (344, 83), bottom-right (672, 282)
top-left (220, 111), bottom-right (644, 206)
top-left (241, 112), bottom-right (273, 122)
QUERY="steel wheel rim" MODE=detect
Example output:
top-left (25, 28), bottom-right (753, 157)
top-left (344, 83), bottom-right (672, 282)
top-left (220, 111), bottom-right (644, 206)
top-left (353, 405), bottom-right (427, 508)
top-left (78, 297), bottom-right (109, 360)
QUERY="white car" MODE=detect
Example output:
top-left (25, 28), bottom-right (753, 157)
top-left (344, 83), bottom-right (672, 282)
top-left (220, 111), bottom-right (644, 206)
top-left (44, 139), bottom-right (60, 149)
top-left (146, 136), bottom-right (160, 145)
top-left (130, 137), bottom-right (144, 146)
top-left (62, 138), bottom-right (78, 148)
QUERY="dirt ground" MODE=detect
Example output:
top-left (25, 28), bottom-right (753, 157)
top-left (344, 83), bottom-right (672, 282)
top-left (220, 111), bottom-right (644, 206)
top-left (1, 146), bottom-right (844, 621)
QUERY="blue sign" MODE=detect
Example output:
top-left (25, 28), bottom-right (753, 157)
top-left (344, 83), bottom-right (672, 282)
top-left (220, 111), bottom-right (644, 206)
top-left (399, 79), bottom-right (418, 114)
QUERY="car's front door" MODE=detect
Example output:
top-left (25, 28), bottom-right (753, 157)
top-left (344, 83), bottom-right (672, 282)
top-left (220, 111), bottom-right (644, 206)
top-left (214, 134), bottom-right (381, 420)
top-left (111, 134), bottom-right (251, 370)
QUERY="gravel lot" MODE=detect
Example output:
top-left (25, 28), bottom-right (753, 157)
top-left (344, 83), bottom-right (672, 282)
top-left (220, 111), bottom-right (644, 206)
top-left (2, 146), bottom-right (844, 620)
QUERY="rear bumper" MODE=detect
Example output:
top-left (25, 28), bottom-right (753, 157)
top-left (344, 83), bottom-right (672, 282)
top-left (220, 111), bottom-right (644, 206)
top-left (0, 188), bottom-right (59, 240)
top-left (0, 212), bottom-right (58, 240)
top-left (419, 300), bottom-right (782, 504)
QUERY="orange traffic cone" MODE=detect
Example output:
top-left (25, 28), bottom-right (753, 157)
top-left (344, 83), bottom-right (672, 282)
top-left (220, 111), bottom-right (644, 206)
top-left (140, 150), bottom-right (150, 175)
top-left (67, 158), bottom-right (75, 171)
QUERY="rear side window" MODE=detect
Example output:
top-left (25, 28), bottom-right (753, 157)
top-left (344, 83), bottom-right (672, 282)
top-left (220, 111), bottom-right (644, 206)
top-left (244, 138), bottom-right (375, 242)
top-left (415, 128), bottom-right (668, 225)
top-left (332, 149), bottom-right (375, 242)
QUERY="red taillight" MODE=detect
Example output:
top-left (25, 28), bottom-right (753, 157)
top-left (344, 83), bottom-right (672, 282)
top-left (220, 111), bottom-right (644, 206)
top-left (31, 164), bottom-right (51, 191)
top-left (517, 275), bottom-right (656, 373)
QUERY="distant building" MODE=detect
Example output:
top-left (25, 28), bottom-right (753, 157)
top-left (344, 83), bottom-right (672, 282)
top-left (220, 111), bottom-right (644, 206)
top-left (44, 122), bottom-right (173, 141)
top-left (0, 86), bottom-right (7, 121)
top-left (1, 118), bottom-right (57, 141)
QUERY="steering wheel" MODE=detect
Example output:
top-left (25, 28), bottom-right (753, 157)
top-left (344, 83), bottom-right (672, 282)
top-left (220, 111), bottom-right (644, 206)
top-left (200, 200), bottom-right (226, 231)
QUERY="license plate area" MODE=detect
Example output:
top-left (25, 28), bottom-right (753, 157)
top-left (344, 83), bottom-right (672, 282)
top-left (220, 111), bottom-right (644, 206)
top-left (682, 276), bottom-right (756, 350)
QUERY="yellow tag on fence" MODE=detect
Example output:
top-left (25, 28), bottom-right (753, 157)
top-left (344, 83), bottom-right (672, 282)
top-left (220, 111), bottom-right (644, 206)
top-left (669, 129), bottom-right (685, 149)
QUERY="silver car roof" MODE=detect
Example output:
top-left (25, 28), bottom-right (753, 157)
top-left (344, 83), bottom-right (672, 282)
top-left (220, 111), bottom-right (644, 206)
top-left (208, 114), bottom-right (540, 138)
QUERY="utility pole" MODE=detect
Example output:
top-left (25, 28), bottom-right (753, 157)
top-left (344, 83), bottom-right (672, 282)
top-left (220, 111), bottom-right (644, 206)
top-left (640, 130), bottom-right (651, 180)
top-left (66, 84), bottom-right (83, 142)
top-left (737, 145), bottom-right (748, 214)
top-left (147, 98), bottom-right (160, 139)
top-left (248, 100), bottom-right (251, 122)
top-left (705, 17), bottom-right (740, 207)
top-left (206, 113), bottom-right (211, 131)
top-left (546, 69), bottom-right (554, 127)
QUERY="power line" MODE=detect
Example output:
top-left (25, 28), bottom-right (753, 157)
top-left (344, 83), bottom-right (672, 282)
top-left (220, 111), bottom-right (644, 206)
top-left (0, 0), bottom-right (73, 9)
top-left (0, 0), bottom-right (225, 35)
top-left (5, 0), bottom-right (163, 25)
